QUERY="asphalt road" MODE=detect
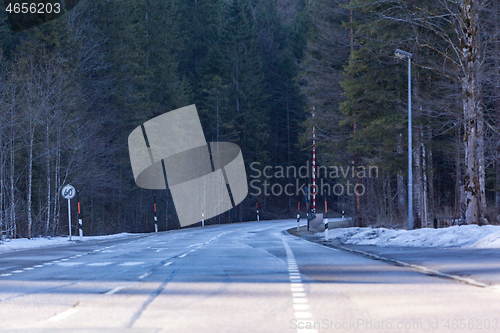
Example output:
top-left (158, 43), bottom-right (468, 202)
top-left (0, 219), bottom-right (500, 333)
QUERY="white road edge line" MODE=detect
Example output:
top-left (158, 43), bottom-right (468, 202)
top-left (47, 307), bottom-right (79, 322)
top-left (105, 286), bottom-right (125, 295)
top-left (285, 227), bottom-right (489, 289)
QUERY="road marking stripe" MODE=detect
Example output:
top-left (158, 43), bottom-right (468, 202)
top-left (119, 262), bottom-right (144, 266)
top-left (105, 286), bottom-right (125, 295)
top-left (34, 265), bottom-right (43, 268)
top-left (293, 293), bottom-right (307, 297)
top-left (87, 262), bottom-right (113, 266)
top-left (293, 304), bottom-right (310, 311)
top-left (295, 312), bottom-right (312, 318)
top-left (139, 272), bottom-right (152, 279)
top-left (0, 274), bottom-right (12, 277)
top-left (11, 270), bottom-right (23, 273)
top-left (24, 267), bottom-right (35, 270)
top-left (57, 262), bottom-right (84, 266)
top-left (283, 237), bottom-right (316, 333)
top-left (164, 262), bottom-right (172, 266)
top-left (47, 308), bottom-right (79, 322)
top-left (179, 253), bottom-right (187, 258)
top-left (293, 298), bottom-right (308, 304)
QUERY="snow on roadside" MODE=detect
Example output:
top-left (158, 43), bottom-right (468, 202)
top-left (318, 225), bottom-right (500, 248)
top-left (0, 233), bottom-right (139, 253)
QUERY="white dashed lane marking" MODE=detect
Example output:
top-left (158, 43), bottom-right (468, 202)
top-left (138, 272), bottom-right (152, 279)
top-left (56, 262), bottom-right (85, 267)
top-left (283, 237), bottom-right (317, 333)
top-left (87, 262), bottom-right (113, 267)
top-left (119, 262), bottom-right (144, 266)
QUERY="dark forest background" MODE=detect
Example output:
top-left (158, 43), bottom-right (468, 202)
top-left (0, 0), bottom-right (500, 238)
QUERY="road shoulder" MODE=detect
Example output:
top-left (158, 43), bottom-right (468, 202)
top-left (287, 226), bottom-right (498, 288)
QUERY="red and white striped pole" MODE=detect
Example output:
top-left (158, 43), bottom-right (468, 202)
top-left (201, 203), bottom-right (204, 226)
top-left (312, 106), bottom-right (316, 214)
top-left (297, 202), bottom-right (300, 231)
top-left (154, 194), bottom-right (158, 233)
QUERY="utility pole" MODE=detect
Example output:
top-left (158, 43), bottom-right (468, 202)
top-left (395, 49), bottom-right (413, 230)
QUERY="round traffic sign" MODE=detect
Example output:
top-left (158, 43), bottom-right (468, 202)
top-left (61, 184), bottom-right (76, 200)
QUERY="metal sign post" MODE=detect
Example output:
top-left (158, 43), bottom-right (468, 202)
top-left (297, 202), bottom-right (300, 231)
top-left (61, 184), bottom-right (76, 241)
top-left (77, 190), bottom-right (83, 241)
top-left (154, 194), bottom-right (158, 233)
top-left (201, 203), bottom-right (204, 227)
top-left (324, 190), bottom-right (329, 241)
top-left (256, 202), bottom-right (259, 221)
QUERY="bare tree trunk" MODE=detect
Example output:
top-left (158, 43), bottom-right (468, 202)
top-left (354, 124), bottom-right (362, 226)
top-left (455, 125), bottom-right (464, 218)
top-left (412, 41), bottom-right (423, 228)
top-left (349, 9), bottom-right (362, 226)
top-left (426, 125), bottom-right (435, 220)
top-left (45, 122), bottom-right (51, 236)
top-left (287, 99), bottom-right (291, 209)
top-left (0, 143), bottom-right (3, 236)
top-left (9, 108), bottom-right (15, 239)
top-left (495, 3), bottom-right (500, 213)
top-left (413, 124), bottom-right (423, 228)
top-left (422, 139), bottom-right (429, 227)
top-left (460, 0), bottom-right (482, 225)
top-left (27, 125), bottom-right (34, 239)
top-left (397, 133), bottom-right (406, 216)
top-left (52, 128), bottom-right (61, 236)
top-left (478, 95), bottom-right (486, 223)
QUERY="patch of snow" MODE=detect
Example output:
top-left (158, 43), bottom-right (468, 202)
top-left (0, 233), bottom-right (139, 253)
top-left (318, 225), bottom-right (500, 248)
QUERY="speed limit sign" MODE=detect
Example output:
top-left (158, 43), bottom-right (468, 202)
top-left (61, 184), bottom-right (76, 240)
top-left (61, 184), bottom-right (76, 200)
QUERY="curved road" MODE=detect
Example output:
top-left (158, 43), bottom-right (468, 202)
top-left (0, 219), bottom-right (499, 332)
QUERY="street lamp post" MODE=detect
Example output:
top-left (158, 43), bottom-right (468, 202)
top-left (395, 49), bottom-right (413, 230)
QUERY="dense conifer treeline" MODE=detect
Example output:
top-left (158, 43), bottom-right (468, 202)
top-left (1, 0), bottom-right (500, 237)
top-left (0, 0), bottom-right (307, 237)
top-left (303, 0), bottom-right (500, 227)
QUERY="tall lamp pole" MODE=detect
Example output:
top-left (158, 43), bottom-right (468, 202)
top-left (395, 49), bottom-right (413, 230)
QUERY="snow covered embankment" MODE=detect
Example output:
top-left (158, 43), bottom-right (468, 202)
top-left (318, 225), bottom-right (500, 248)
top-left (0, 233), bottom-right (137, 253)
